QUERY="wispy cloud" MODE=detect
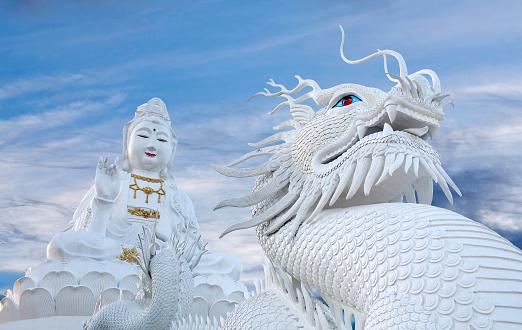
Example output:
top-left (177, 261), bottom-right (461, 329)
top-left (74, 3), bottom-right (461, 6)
top-left (1, 0), bottom-right (521, 286)
top-left (0, 74), bottom-right (85, 100)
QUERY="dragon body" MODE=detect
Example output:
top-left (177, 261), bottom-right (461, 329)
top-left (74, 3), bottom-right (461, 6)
top-left (84, 224), bottom-right (203, 330)
top-left (216, 28), bottom-right (522, 329)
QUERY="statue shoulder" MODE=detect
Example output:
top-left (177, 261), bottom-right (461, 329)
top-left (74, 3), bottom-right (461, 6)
top-left (166, 180), bottom-right (199, 229)
top-left (166, 181), bottom-right (193, 206)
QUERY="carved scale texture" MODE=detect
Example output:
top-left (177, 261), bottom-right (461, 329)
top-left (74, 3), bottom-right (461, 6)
top-left (256, 203), bottom-right (522, 329)
top-left (222, 290), bottom-right (302, 329)
top-left (85, 247), bottom-right (192, 330)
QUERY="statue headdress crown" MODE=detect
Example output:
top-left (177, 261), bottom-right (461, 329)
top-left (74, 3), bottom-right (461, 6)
top-left (134, 97), bottom-right (171, 124)
top-left (122, 97), bottom-right (177, 180)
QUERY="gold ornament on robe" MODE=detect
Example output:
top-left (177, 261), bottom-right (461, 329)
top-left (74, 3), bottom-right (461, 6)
top-left (129, 174), bottom-right (165, 203)
top-left (128, 207), bottom-right (160, 219)
top-left (117, 246), bottom-right (141, 264)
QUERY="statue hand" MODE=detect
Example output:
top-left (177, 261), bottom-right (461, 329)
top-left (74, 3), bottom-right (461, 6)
top-left (94, 156), bottom-right (120, 202)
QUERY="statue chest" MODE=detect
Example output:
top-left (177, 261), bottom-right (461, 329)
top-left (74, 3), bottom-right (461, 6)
top-left (125, 176), bottom-right (168, 242)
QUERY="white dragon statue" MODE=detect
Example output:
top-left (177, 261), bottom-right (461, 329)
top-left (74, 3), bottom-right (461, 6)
top-left (213, 27), bottom-right (522, 329)
top-left (83, 220), bottom-right (205, 330)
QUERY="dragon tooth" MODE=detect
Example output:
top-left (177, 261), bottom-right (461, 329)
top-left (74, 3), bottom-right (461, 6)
top-left (438, 178), bottom-right (454, 205)
top-left (308, 175), bottom-right (339, 221)
top-left (364, 155), bottom-right (384, 195)
top-left (403, 126), bottom-right (429, 137)
top-left (357, 123), bottom-right (368, 140)
top-left (330, 162), bottom-right (356, 206)
top-left (346, 157), bottom-right (371, 200)
top-left (383, 122), bottom-right (394, 137)
top-left (376, 153), bottom-right (395, 185)
top-left (389, 153), bottom-right (405, 176)
top-left (434, 163), bottom-right (462, 197)
top-left (404, 154), bottom-right (413, 173)
top-left (420, 158), bottom-right (439, 183)
top-left (413, 157), bottom-right (420, 177)
top-left (428, 126), bottom-right (437, 139)
top-left (386, 105), bottom-right (398, 123)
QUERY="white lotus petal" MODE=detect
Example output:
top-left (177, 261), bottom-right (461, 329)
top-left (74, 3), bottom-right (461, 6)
top-left (190, 297), bottom-right (210, 318)
top-left (13, 277), bottom-right (36, 304)
top-left (41, 271), bottom-right (77, 299)
top-left (101, 287), bottom-right (122, 305)
top-left (119, 274), bottom-right (141, 294)
top-left (19, 287), bottom-right (55, 320)
top-left (55, 285), bottom-right (95, 316)
top-left (0, 296), bottom-right (20, 323)
top-left (194, 283), bottom-right (224, 307)
top-left (80, 271), bottom-right (117, 299)
top-left (209, 299), bottom-right (238, 320)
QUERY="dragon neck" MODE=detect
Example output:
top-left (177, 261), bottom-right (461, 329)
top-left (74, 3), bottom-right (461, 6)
top-left (145, 248), bottom-right (182, 324)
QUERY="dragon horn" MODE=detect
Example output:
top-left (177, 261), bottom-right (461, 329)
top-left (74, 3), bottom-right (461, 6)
top-left (339, 25), bottom-right (408, 78)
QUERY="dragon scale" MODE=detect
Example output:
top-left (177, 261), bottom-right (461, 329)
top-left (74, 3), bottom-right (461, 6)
top-left (256, 202), bottom-right (522, 329)
top-left (217, 28), bottom-right (522, 329)
top-left (84, 225), bottom-right (199, 330)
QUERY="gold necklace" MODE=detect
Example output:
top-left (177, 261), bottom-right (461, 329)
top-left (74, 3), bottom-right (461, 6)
top-left (129, 174), bottom-right (165, 203)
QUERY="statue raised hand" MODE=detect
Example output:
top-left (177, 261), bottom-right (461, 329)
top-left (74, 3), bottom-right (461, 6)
top-left (94, 155), bottom-right (120, 202)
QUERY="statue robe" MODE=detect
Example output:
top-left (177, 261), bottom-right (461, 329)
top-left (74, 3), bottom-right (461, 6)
top-left (48, 171), bottom-right (242, 280)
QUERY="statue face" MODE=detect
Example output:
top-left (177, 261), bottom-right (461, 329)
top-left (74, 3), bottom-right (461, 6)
top-left (127, 121), bottom-right (172, 173)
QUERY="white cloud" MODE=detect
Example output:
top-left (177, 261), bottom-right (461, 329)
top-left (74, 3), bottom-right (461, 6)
top-left (0, 74), bottom-right (85, 100)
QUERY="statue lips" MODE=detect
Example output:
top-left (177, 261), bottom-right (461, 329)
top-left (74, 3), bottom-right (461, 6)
top-left (145, 152), bottom-right (156, 157)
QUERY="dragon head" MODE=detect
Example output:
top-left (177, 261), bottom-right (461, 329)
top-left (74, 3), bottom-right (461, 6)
top-left (213, 27), bottom-right (460, 238)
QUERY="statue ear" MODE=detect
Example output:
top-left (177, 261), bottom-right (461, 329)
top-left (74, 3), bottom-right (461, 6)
top-left (122, 158), bottom-right (130, 172)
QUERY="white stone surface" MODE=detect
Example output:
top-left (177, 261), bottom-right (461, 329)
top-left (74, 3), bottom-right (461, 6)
top-left (217, 28), bottom-right (522, 329)
top-left (0, 316), bottom-right (90, 330)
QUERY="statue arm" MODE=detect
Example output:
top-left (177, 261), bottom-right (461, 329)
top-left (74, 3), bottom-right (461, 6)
top-left (63, 186), bottom-right (95, 232)
top-left (89, 156), bottom-right (120, 235)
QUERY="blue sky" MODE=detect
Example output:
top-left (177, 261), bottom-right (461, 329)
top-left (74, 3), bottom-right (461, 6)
top-left (1, 0), bottom-right (522, 293)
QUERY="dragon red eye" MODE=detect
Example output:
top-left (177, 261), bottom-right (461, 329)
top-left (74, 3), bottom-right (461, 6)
top-left (333, 95), bottom-right (362, 108)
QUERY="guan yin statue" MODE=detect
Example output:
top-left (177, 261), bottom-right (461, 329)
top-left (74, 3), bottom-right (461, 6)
top-left (0, 98), bottom-right (247, 329)
top-left (1, 27), bottom-right (522, 329)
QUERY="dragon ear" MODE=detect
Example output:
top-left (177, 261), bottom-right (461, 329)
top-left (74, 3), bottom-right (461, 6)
top-left (290, 103), bottom-right (315, 125)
